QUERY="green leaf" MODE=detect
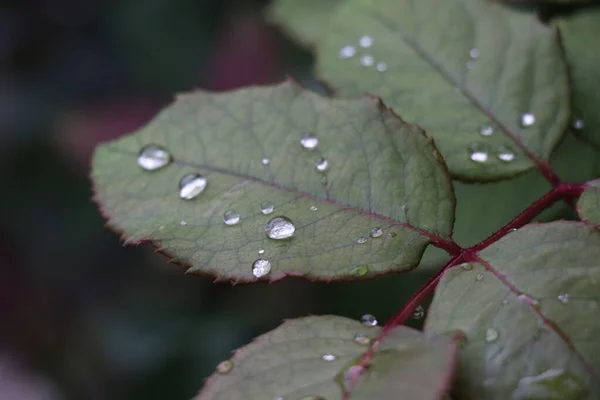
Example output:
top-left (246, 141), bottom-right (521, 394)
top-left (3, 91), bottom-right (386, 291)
top-left (91, 81), bottom-right (455, 282)
top-left (577, 179), bottom-right (600, 225)
top-left (557, 9), bottom-right (600, 147)
top-left (194, 315), bottom-right (458, 400)
top-left (426, 222), bottom-right (600, 399)
top-left (315, 0), bottom-right (569, 180)
top-left (266, 0), bottom-right (343, 47)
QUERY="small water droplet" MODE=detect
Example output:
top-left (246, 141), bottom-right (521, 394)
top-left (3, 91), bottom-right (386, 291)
top-left (359, 35), bottom-right (373, 48)
top-left (260, 201), bottom-right (275, 215)
top-left (300, 134), bottom-right (319, 150)
top-left (557, 293), bottom-right (569, 304)
top-left (309, 205), bottom-right (318, 212)
top-left (485, 328), bottom-right (499, 343)
top-left (468, 143), bottom-right (489, 163)
top-left (476, 273), bottom-right (484, 281)
top-left (179, 173), bottom-right (208, 200)
top-left (180, 220), bottom-right (187, 226)
top-left (501, 298), bottom-right (509, 305)
top-left (573, 119), bottom-right (585, 130)
top-left (258, 248), bottom-right (265, 255)
top-left (315, 158), bottom-right (329, 172)
top-left (265, 216), bottom-right (296, 240)
top-left (351, 265), bottom-right (369, 277)
top-left (412, 305), bottom-right (425, 319)
top-left (376, 62), bottom-right (387, 72)
top-left (360, 54), bottom-right (374, 67)
top-left (511, 369), bottom-right (586, 400)
top-left (355, 236), bottom-right (367, 244)
top-left (322, 353), bottom-right (336, 362)
top-left (252, 258), bottom-right (271, 278)
top-left (479, 125), bottom-right (494, 136)
top-left (458, 262), bottom-right (473, 271)
top-left (216, 360), bottom-right (233, 374)
top-left (138, 145), bottom-right (172, 171)
top-left (520, 113), bottom-right (536, 127)
top-left (339, 45), bottom-right (356, 59)
top-left (370, 227), bottom-right (383, 238)
top-left (496, 145), bottom-right (516, 162)
top-left (353, 333), bottom-right (371, 345)
top-left (361, 314), bottom-right (377, 327)
top-left (159, 225), bottom-right (165, 230)
top-left (262, 158), bottom-right (270, 165)
top-left (223, 210), bottom-right (241, 225)
top-left (469, 48), bottom-right (479, 59)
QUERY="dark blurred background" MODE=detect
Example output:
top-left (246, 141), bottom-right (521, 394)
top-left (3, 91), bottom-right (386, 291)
top-left (0, 1), bottom-right (432, 399)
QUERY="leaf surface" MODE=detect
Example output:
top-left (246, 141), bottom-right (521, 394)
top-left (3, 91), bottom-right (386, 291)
top-left (426, 222), bottom-right (600, 399)
top-left (315, 0), bottom-right (569, 180)
top-left (194, 315), bottom-right (458, 400)
top-left (577, 179), bottom-right (600, 226)
top-left (91, 81), bottom-right (455, 282)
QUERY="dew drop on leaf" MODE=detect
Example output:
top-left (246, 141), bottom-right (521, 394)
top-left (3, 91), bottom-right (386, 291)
top-left (262, 158), bottom-right (270, 165)
top-left (351, 264), bottom-right (369, 277)
top-left (557, 293), bottom-right (569, 304)
top-left (468, 143), bottom-right (489, 163)
top-left (300, 134), bottom-right (319, 150)
top-left (180, 220), bottom-right (187, 226)
top-left (353, 333), bottom-right (371, 346)
top-left (359, 35), bottom-right (373, 48)
top-left (257, 248), bottom-right (265, 255)
top-left (412, 305), bottom-right (425, 320)
top-left (322, 353), bottom-right (336, 362)
top-left (496, 145), bottom-right (516, 162)
top-left (315, 158), bottom-right (329, 172)
top-left (376, 62), bottom-right (387, 72)
top-left (216, 360), bottom-right (233, 374)
top-left (485, 328), bottom-right (499, 343)
top-left (260, 201), bottom-right (275, 215)
top-left (265, 216), bottom-right (296, 239)
top-left (137, 144), bottom-right (172, 171)
top-left (479, 125), bottom-right (494, 136)
top-left (369, 227), bottom-right (383, 238)
top-left (223, 210), bottom-right (241, 225)
top-left (520, 113), bottom-right (536, 127)
top-left (360, 54), bottom-right (374, 67)
top-left (511, 369), bottom-right (586, 400)
top-left (573, 119), bottom-right (585, 130)
top-left (361, 314), bottom-right (377, 327)
top-left (339, 45), bottom-right (356, 59)
top-left (252, 258), bottom-right (271, 278)
top-left (179, 173), bottom-right (208, 200)
top-left (355, 236), bottom-right (367, 244)
top-left (469, 48), bottom-right (479, 59)
top-left (309, 205), bottom-right (318, 212)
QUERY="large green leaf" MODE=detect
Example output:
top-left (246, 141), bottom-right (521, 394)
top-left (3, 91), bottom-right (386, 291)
top-left (557, 9), bottom-right (600, 147)
top-left (266, 0), bottom-right (342, 47)
top-left (315, 0), bottom-right (569, 180)
top-left (577, 179), bottom-right (600, 226)
top-left (426, 222), bottom-right (600, 399)
top-left (91, 81), bottom-right (455, 282)
top-left (194, 315), bottom-right (458, 399)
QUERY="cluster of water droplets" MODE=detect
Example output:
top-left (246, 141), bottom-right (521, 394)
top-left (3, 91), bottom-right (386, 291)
top-left (339, 35), bottom-right (387, 72)
top-left (468, 127), bottom-right (518, 165)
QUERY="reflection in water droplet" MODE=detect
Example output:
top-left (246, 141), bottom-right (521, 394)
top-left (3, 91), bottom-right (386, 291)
top-left (353, 333), bottom-right (371, 345)
top-left (412, 305), bottom-right (425, 319)
top-left (479, 125), bottom-right (494, 136)
top-left (261, 158), bottom-right (270, 166)
top-left (458, 262), bottom-right (473, 271)
top-left (511, 369), bottom-right (587, 400)
top-left (258, 248), bottom-right (265, 255)
top-left (355, 236), bottom-right (367, 244)
top-left (376, 62), bottom-right (387, 72)
top-left (496, 145), bottom-right (516, 162)
top-left (360, 54), bottom-right (374, 67)
top-left (261, 201), bottom-right (275, 215)
top-left (476, 273), bottom-right (484, 281)
top-left (252, 258), bottom-right (271, 278)
top-left (557, 293), bottom-right (569, 304)
top-left (361, 314), bottom-right (377, 327)
top-left (322, 354), bottom-right (336, 362)
top-left (315, 158), bottom-right (329, 172)
top-left (573, 119), bottom-right (585, 130)
top-left (179, 173), bottom-right (208, 200)
top-left (340, 45), bottom-right (356, 59)
top-left (351, 265), bottom-right (369, 277)
top-left (485, 328), bottom-right (499, 343)
top-left (468, 143), bottom-right (489, 163)
top-left (216, 360), bottom-right (233, 374)
top-left (266, 216), bottom-right (296, 239)
top-left (521, 113), bottom-right (536, 127)
top-left (359, 35), bottom-right (373, 48)
top-left (138, 145), bottom-right (172, 171)
top-left (223, 210), bottom-right (241, 225)
top-left (301, 134), bottom-right (319, 150)
top-left (370, 227), bottom-right (383, 238)
top-left (469, 48), bottom-right (479, 59)
top-left (180, 220), bottom-right (187, 226)
top-left (309, 205), bottom-right (318, 212)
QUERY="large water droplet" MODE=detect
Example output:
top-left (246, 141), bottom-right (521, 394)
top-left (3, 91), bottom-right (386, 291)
top-left (573, 119), bottom-right (585, 130)
top-left (223, 210), bottom-right (241, 225)
top-left (261, 201), bottom-right (275, 215)
top-left (351, 265), bottom-right (369, 277)
top-left (412, 305), bottom-right (425, 319)
top-left (138, 145), bottom-right (172, 171)
top-left (315, 158), bottom-right (329, 172)
top-left (359, 35), bottom-right (373, 48)
top-left (353, 333), bottom-right (371, 346)
top-left (355, 236), bottom-right (367, 244)
top-left (468, 143), bottom-right (488, 163)
top-left (216, 360), bottom-right (233, 374)
top-left (496, 145), bottom-right (516, 162)
top-left (520, 113), bottom-right (536, 127)
top-left (479, 125), bottom-right (494, 136)
top-left (376, 62), bottom-right (387, 72)
top-left (179, 173), bottom-right (208, 200)
top-left (361, 314), bottom-right (377, 327)
top-left (557, 293), bottom-right (569, 304)
top-left (360, 54), bottom-right (374, 67)
top-left (300, 134), bottom-right (319, 150)
top-left (339, 45), bottom-right (356, 59)
top-left (322, 353), bottom-right (336, 362)
top-left (511, 369), bottom-right (587, 400)
top-left (265, 216), bottom-right (296, 240)
top-left (252, 258), bottom-right (271, 278)
top-left (370, 227), bottom-right (383, 238)
top-left (485, 328), bottom-right (499, 343)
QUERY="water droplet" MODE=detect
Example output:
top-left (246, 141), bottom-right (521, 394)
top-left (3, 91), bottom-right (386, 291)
top-left (351, 265), bottom-right (369, 277)
top-left (252, 258), bottom-right (271, 278)
top-left (322, 353), bottom-right (336, 362)
top-left (458, 262), bottom-right (473, 271)
top-left (260, 201), bottom-right (275, 215)
top-left (262, 158), bottom-right (270, 165)
top-left (479, 125), bottom-right (494, 136)
top-left (138, 145), bottom-right (172, 171)
top-left (300, 134), bottom-right (319, 150)
top-left (501, 298), bottom-right (509, 305)
top-left (180, 220), bottom-right (187, 226)
top-left (309, 205), bottom-right (318, 212)
top-left (216, 360), bottom-right (233, 374)
top-left (469, 48), bottom-right (479, 59)
top-left (159, 225), bottom-right (165, 230)
top-left (370, 227), bottom-right (383, 238)
top-left (179, 173), bottom-right (208, 200)
top-left (412, 305), bottom-right (425, 319)
top-left (315, 158), bottom-right (329, 172)
top-left (475, 272), bottom-right (484, 281)
top-left (361, 314), bottom-right (377, 327)
top-left (376, 62), bottom-right (387, 72)
top-left (265, 216), bottom-right (296, 240)
top-left (258, 248), bottom-right (265, 255)
top-left (511, 369), bottom-right (587, 400)
top-left (485, 328), bottom-right (499, 343)
top-left (496, 145), bottom-right (516, 162)
top-left (339, 45), bottom-right (356, 59)
top-left (223, 210), bottom-right (241, 225)
top-left (573, 119), bottom-right (585, 130)
top-left (355, 236), bottom-right (367, 244)
top-left (557, 293), bottom-right (569, 304)
top-left (353, 333), bottom-right (371, 345)
top-left (468, 143), bottom-right (488, 163)
top-left (520, 113), bottom-right (535, 127)
top-left (360, 54), bottom-right (374, 67)
top-left (359, 35), bottom-right (373, 48)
